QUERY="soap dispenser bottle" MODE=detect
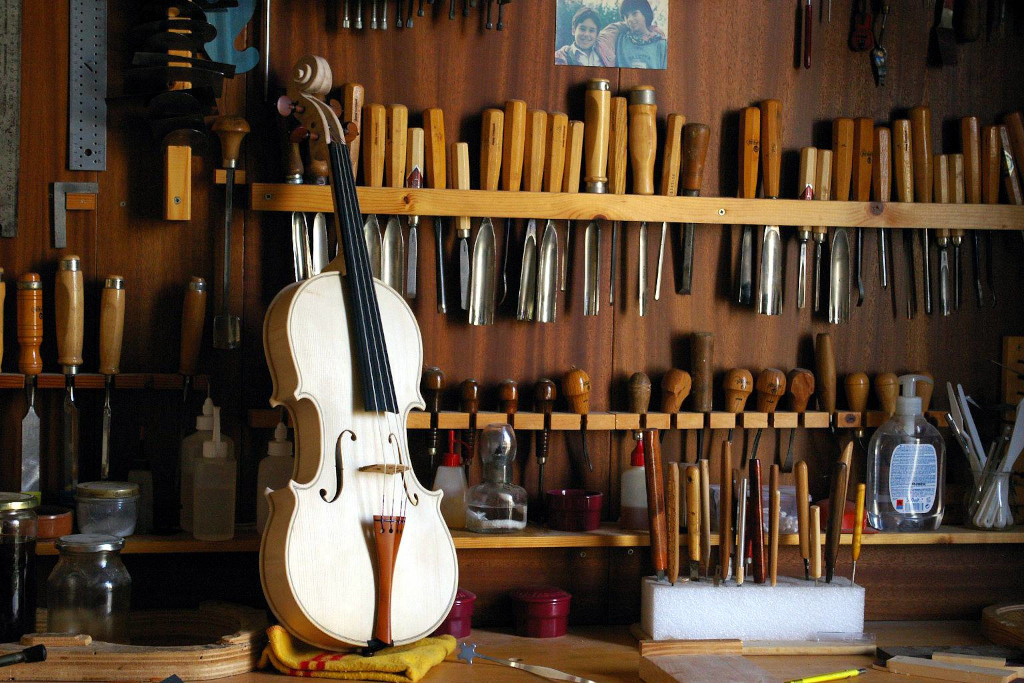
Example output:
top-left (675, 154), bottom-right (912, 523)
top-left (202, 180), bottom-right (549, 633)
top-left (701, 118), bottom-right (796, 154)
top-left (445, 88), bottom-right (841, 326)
top-left (866, 374), bottom-right (945, 531)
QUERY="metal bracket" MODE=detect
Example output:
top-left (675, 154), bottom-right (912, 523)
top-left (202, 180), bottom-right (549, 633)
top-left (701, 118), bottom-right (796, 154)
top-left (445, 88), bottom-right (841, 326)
top-left (51, 182), bottom-right (98, 249)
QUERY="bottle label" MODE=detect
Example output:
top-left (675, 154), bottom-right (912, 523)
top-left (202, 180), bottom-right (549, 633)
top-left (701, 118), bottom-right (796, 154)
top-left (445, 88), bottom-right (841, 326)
top-left (888, 443), bottom-right (937, 514)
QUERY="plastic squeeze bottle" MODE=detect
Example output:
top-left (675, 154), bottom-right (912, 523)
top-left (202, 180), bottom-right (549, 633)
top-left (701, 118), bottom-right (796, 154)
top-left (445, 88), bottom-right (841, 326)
top-left (192, 407), bottom-right (237, 541)
top-left (619, 439), bottom-right (649, 530)
top-left (257, 420), bottom-right (294, 533)
top-left (180, 394), bottom-right (234, 532)
top-left (433, 431), bottom-right (467, 529)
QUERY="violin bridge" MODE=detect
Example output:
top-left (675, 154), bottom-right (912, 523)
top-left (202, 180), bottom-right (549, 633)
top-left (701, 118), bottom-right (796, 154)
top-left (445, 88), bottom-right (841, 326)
top-left (357, 463), bottom-right (411, 475)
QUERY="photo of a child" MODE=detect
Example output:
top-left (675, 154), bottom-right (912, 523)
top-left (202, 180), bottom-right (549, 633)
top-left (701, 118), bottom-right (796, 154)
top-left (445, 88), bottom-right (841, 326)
top-left (554, 0), bottom-right (669, 70)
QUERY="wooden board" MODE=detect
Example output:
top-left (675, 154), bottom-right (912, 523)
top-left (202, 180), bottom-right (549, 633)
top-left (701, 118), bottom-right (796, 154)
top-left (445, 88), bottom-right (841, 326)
top-left (637, 637), bottom-right (875, 658)
top-left (885, 655), bottom-right (1018, 682)
top-left (639, 654), bottom-right (774, 683)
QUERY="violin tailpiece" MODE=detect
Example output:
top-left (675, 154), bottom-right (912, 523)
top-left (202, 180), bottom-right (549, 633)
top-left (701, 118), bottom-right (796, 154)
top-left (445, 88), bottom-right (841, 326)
top-left (370, 515), bottom-right (406, 650)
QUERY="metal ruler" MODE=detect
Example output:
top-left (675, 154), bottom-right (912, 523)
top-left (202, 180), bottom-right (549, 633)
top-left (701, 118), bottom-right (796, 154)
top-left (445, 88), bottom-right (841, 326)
top-left (68, 0), bottom-right (106, 171)
top-left (0, 0), bottom-right (22, 236)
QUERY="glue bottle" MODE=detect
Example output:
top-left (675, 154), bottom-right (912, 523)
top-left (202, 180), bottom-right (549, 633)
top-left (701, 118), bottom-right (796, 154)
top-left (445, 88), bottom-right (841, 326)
top-left (192, 406), bottom-right (236, 541)
top-left (619, 438), bottom-right (649, 530)
top-left (866, 374), bottom-right (945, 531)
top-left (257, 418), bottom-right (294, 533)
top-left (433, 431), bottom-right (467, 529)
top-left (180, 393), bottom-right (234, 533)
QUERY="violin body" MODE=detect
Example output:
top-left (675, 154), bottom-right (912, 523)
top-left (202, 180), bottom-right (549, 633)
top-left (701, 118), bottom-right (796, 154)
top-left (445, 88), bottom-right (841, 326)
top-left (261, 272), bottom-right (458, 650)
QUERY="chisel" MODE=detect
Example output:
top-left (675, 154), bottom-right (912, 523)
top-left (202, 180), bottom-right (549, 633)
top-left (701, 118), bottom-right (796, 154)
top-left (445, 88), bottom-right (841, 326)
top-left (796, 147), bottom-right (817, 309)
top-left (460, 378), bottom-right (479, 481)
top-left (999, 124), bottom-right (1023, 208)
top-left (667, 462), bottom-right (680, 585)
top-left (561, 119), bottom-right (584, 294)
top-left (17, 274), bottom-right (43, 501)
top-left (537, 112), bottom-right (566, 323)
top-left (910, 106), bottom-right (934, 315)
top-left (643, 429), bottom-right (668, 583)
top-left (812, 149), bottom-right (832, 314)
top-left (655, 113), bottom-right (684, 301)
top-left (720, 440), bottom-right (733, 582)
top-left (748, 458), bottom-right (766, 584)
top-left (948, 153), bottom-right (965, 312)
top-left (699, 458), bottom-right (711, 579)
top-left (934, 154), bottom-right (951, 316)
top-left (873, 126), bottom-right (891, 295)
top-left (981, 125), bottom-right (1000, 307)
top-left (179, 276), bottom-right (206, 441)
top-left (893, 120), bottom-right (916, 318)
top-left (56, 255), bottom-right (84, 503)
top-left (769, 463), bottom-right (780, 587)
top-left (660, 369), bottom-right (691, 417)
top-left (851, 482), bottom-right (865, 585)
top-left (737, 107), bottom-right (760, 306)
top-left (517, 110), bottom-right (546, 321)
top-left (608, 97), bottom-right (627, 306)
top-left (450, 141), bottom-right (473, 311)
top-left (691, 331), bottom-right (714, 461)
top-left (735, 472), bottom-right (748, 586)
top-left (469, 108), bottom-right (502, 326)
top-left (405, 127), bottom-right (424, 298)
top-left (500, 99), bottom-right (526, 307)
top-left (685, 464), bottom-right (700, 581)
top-left (211, 116), bottom-right (248, 350)
top-left (628, 86), bottom-right (657, 317)
top-left (960, 116), bottom-right (983, 308)
top-left (340, 83), bottom-right (364, 183)
top-left (583, 80), bottom-right (610, 316)
top-left (382, 104), bottom-right (407, 293)
top-left (423, 107), bottom-right (448, 314)
top-left (829, 118), bottom-right (854, 324)
top-left (99, 275), bottom-right (126, 481)
top-left (361, 103), bottom-right (386, 280)
top-left (796, 460), bottom-right (811, 579)
top-left (677, 123), bottom-right (711, 295)
top-left (852, 118), bottom-right (873, 307)
top-left (825, 457), bottom-right (850, 583)
top-left (757, 99), bottom-right (783, 316)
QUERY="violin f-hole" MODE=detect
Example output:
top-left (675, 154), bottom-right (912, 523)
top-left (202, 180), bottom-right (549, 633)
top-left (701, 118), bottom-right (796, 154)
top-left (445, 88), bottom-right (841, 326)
top-left (320, 430), bottom-right (356, 503)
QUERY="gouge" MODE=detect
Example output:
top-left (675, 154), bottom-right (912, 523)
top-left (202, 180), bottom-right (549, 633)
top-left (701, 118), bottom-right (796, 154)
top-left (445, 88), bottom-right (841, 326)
top-left (875, 372), bottom-right (898, 417)
top-left (405, 127), bottom-right (424, 298)
top-left (815, 332), bottom-right (837, 430)
top-left (340, 83), bottom-right (364, 179)
top-left (423, 107), bottom-right (448, 313)
top-left (723, 367), bottom-right (753, 443)
top-left (211, 115), bottom-right (249, 349)
top-left (949, 153), bottom-right (965, 311)
top-left (500, 99), bottom-right (527, 306)
top-left (627, 372), bottom-right (652, 439)
top-left (746, 368), bottom-right (785, 468)
top-left (99, 275), bottom-right (126, 480)
top-left (56, 255), bottom-right (84, 502)
top-left (829, 118), bottom-right (853, 324)
top-left (720, 440), bottom-right (733, 582)
top-left (783, 368), bottom-right (814, 472)
top-left (361, 104), bottom-right (386, 281)
top-left (383, 104), bottom-right (408, 293)
top-left (537, 112), bottom-right (566, 323)
top-left (769, 463), bottom-right (780, 587)
top-left (608, 97), bottom-right (627, 306)
top-left (893, 120), bottom-right (916, 318)
top-left (451, 141), bottom-right (472, 312)
top-left (655, 113), bottom-right (684, 301)
top-left (583, 80), bottom-right (610, 316)
top-left (852, 118), bottom-right (873, 307)
top-left (851, 482), bottom-right (866, 585)
top-left (561, 119), bottom-right (584, 294)
top-left (629, 86), bottom-right (657, 317)
top-left (757, 99), bottom-right (783, 315)
top-left (825, 456), bottom-right (850, 583)
top-left (812, 149), bottom-right (832, 314)
top-left (17, 274), bottom-right (43, 501)
top-left (748, 457), bottom-right (766, 584)
top-left (910, 106), bottom-right (934, 315)
top-left (517, 110), bottom-right (546, 321)
top-left (981, 125), bottom-right (1000, 308)
top-left (934, 154), bottom-right (952, 316)
top-left (873, 126), bottom-right (891, 295)
top-left (661, 369), bottom-right (692, 415)
top-left (737, 107), bottom-right (760, 306)
top-left (678, 123), bottom-right (711, 295)
top-left (699, 458), bottom-right (711, 578)
top-left (685, 463), bottom-right (701, 581)
top-left (796, 147), bottom-right (817, 309)
top-left (796, 460), bottom-right (811, 579)
top-left (469, 108), bottom-right (502, 326)
top-left (563, 366), bottom-right (593, 472)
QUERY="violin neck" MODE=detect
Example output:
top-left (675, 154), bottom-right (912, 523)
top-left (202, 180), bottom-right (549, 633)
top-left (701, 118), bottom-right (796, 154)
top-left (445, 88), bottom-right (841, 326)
top-left (328, 141), bottom-right (399, 414)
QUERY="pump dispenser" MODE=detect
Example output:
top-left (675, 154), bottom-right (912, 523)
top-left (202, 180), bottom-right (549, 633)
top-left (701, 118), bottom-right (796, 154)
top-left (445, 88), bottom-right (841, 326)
top-left (620, 439), bottom-right (649, 530)
top-left (432, 430), bottom-right (467, 529)
top-left (257, 419), bottom-right (294, 533)
top-left (866, 373), bottom-right (944, 530)
top-left (180, 392), bottom-right (234, 532)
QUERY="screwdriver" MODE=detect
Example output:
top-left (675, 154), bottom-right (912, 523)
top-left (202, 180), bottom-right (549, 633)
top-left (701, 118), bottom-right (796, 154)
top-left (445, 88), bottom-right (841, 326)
top-left (99, 275), bottom-right (126, 480)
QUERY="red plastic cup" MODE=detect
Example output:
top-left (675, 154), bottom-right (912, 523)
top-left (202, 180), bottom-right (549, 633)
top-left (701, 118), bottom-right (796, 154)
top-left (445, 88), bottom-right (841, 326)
top-left (544, 490), bottom-right (603, 531)
top-left (510, 586), bottom-right (571, 638)
top-left (432, 588), bottom-right (476, 638)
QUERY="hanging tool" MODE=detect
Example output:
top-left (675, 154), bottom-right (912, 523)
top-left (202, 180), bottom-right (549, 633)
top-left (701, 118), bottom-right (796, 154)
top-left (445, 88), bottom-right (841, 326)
top-left (812, 149), bottom-right (833, 314)
top-left (746, 369), bottom-right (785, 469)
top-left (516, 110), bottom-right (546, 321)
top-left (748, 457), bottom-right (766, 584)
top-left (825, 452), bottom-right (851, 583)
top-left (829, 118), bottom-right (854, 324)
top-left (211, 115), bottom-right (248, 350)
top-left (934, 0), bottom-right (957, 65)
top-left (179, 276), bottom-right (206, 431)
top-left (871, 1), bottom-right (889, 86)
top-left (537, 112), bottom-right (566, 324)
top-left (495, 0), bottom-right (510, 30)
top-left (677, 123), bottom-right (711, 295)
top-left (500, 99), bottom-right (526, 307)
top-left (655, 113), bottom-right (684, 301)
top-left (845, 372), bottom-right (870, 454)
top-left (56, 255), bottom-right (84, 503)
top-left (629, 86), bottom-right (657, 317)
top-left (661, 368), bottom-right (692, 418)
top-left (691, 332), bottom-right (714, 462)
top-left (18, 274), bottom-right (42, 501)
top-left (583, 80), bottom-right (610, 316)
top-left (499, 378), bottom-right (518, 430)
top-left (981, 125), bottom-right (1000, 308)
top-left (382, 104), bottom-right (408, 293)
top-left (934, 154), bottom-right (952, 316)
top-left (851, 482), bottom-right (865, 585)
top-left (563, 367), bottom-right (593, 472)
top-left (362, 104), bottom-right (386, 280)
top-left (796, 147), bottom-right (817, 310)
top-left (893, 120), bottom-right (917, 318)
top-left (783, 368), bottom-right (814, 472)
top-left (627, 373), bottom-right (652, 449)
top-left (405, 127), bottom-right (423, 298)
top-left (796, 460), bottom-right (811, 580)
top-left (719, 441), bottom-right (733, 582)
top-left (757, 99), bottom-right (783, 316)
top-left (910, 106), bottom-right (934, 315)
top-left (608, 97), bottom-right (627, 307)
top-left (875, 372), bottom-right (898, 418)
top-left (769, 463), bottom-right (780, 586)
top-left (810, 505), bottom-right (822, 585)
top-left (667, 462), bottom-right (680, 584)
top-left (339, 83), bottom-right (364, 181)
top-left (561, 120), bottom-right (584, 294)
top-left (422, 368), bottom-right (444, 472)
top-left (423, 107), bottom-right (448, 314)
top-left (961, 116), bottom-right (984, 308)
top-left (469, 108), bottom-right (502, 326)
top-left (534, 379), bottom-right (556, 512)
top-left (852, 118), bottom-right (873, 308)
top-left (642, 429), bottom-right (668, 583)
top-left (699, 458), bottom-right (711, 578)
top-left (685, 464), bottom-right (701, 581)
top-left (803, 0), bottom-right (812, 68)
top-left (451, 141), bottom-right (472, 311)
top-left (874, 126), bottom-right (891, 296)
top-left (949, 153), bottom-right (965, 311)
top-left (69, 0), bottom-right (107, 171)
top-left (723, 368), bottom-right (753, 444)
top-left (99, 275), bottom-right (125, 481)
top-left (460, 379), bottom-right (479, 482)
top-left (815, 332), bottom-right (837, 428)
top-left (735, 472), bottom-right (748, 586)
top-left (736, 107), bottom-right (760, 306)
top-left (849, 0), bottom-right (873, 51)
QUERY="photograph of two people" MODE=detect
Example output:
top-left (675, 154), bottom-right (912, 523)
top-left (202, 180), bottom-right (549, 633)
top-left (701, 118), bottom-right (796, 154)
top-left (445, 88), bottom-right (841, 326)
top-left (554, 0), bottom-right (669, 70)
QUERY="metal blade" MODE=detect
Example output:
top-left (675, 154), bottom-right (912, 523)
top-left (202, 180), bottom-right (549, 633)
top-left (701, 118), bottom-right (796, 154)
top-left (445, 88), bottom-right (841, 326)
top-left (829, 228), bottom-right (851, 324)
top-left (972, 232), bottom-right (983, 308)
top-left (20, 379), bottom-right (39, 497)
top-left (101, 379), bottom-right (112, 480)
top-left (679, 222), bottom-right (695, 295)
top-left (468, 218), bottom-right (496, 326)
top-left (922, 229), bottom-right (932, 315)
top-left (363, 214), bottom-right (382, 279)
top-left (797, 240), bottom-right (808, 309)
top-left (939, 247), bottom-right (951, 316)
top-left (435, 217), bottom-right (447, 314)
top-left (609, 221), bottom-right (619, 305)
top-left (879, 227), bottom-right (889, 288)
top-left (855, 227), bottom-right (865, 306)
top-left (757, 226), bottom-right (782, 315)
top-left (813, 240), bottom-right (824, 312)
top-left (517, 220), bottom-right (537, 321)
top-left (406, 221), bottom-right (418, 298)
top-left (638, 222), bottom-right (648, 316)
top-left (654, 221), bottom-right (667, 300)
top-left (560, 220), bottom-right (572, 292)
top-left (459, 237), bottom-right (470, 310)
top-left (536, 220), bottom-right (559, 323)
top-left (291, 212), bottom-right (310, 281)
top-left (499, 217), bottom-right (512, 305)
top-left (583, 220), bottom-right (600, 316)
top-left (903, 229), bottom-right (917, 319)
top-left (382, 215), bottom-right (405, 292)
top-left (63, 381), bottom-right (79, 498)
top-left (737, 225), bottom-right (753, 305)
top-left (953, 244), bottom-right (961, 311)
top-left (310, 213), bottom-right (329, 275)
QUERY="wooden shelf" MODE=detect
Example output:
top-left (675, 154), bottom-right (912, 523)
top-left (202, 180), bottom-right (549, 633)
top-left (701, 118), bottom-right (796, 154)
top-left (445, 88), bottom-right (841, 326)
top-left (251, 185), bottom-right (1024, 231)
top-left (0, 373), bottom-right (208, 391)
top-left (35, 529), bottom-right (262, 556)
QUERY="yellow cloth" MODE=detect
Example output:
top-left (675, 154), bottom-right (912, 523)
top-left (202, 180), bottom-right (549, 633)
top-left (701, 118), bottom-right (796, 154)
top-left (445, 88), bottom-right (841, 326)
top-left (259, 625), bottom-right (456, 681)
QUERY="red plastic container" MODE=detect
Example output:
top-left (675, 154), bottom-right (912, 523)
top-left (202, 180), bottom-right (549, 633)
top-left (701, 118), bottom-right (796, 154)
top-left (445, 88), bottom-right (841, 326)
top-left (545, 490), bottom-right (603, 531)
top-left (432, 588), bottom-right (476, 638)
top-left (510, 586), bottom-right (571, 638)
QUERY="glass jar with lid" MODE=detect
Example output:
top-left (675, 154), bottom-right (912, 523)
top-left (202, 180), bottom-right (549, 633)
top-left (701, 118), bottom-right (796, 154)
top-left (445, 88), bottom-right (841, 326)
top-left (47, 534), bottom-right (131, 644)
top-left (75, 481), bottom-right (139, 537)
top-left (0, 493), bottom-right (37, 641)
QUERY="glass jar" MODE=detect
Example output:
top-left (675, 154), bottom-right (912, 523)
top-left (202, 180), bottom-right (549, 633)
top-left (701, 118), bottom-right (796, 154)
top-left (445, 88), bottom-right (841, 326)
top-left (0, 493), bottom-right (38, 641)
top-left (465, 424), bottom-right (528, 533)
top-left (47, 534), bottom-right (131, 644)
top-left (75, 482), bottom-right (139, 537)
top-left (966, 468), bottom-right (1015, 530)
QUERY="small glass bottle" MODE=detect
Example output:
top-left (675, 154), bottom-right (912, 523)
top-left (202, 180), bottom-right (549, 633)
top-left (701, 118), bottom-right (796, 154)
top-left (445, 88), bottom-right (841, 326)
top-left (465, 424), bottom-right (527, 533)
top-left (433, 431), bottom-right (467, 529)
top-left (0, 493), bottom-right (37, 642)
top-left (47, 534), bottom-right (131, 644)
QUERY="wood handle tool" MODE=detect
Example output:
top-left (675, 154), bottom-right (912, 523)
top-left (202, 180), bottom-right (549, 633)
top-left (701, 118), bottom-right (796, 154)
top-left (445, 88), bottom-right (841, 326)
top-left (875, 372), bottom-right (898, 417)
top-left (961, 116), bottom-right (984, 308)
top-left (748, 458), bottom-right (766, 584)
top-left (769, 464), bottom-right (780, 586)
top-left (499, 379), bottom-right (518, 428)
top-left (468, 108), bottom-right (502, 326)
top-left (422, 367), bottom-right (445, 471)
top-left (893, 119), bottom-right (917, 318)
top-left (536, 112), bottom-right (566, 324)
top-left (211, 115), bottom-right (249, 350)
top-left (852, 482), bottom-right (865, 585)
top-left (699, 458), bottom-right (711, 578)
top-left (340, 83), bottom-right (364, 178)
top-left (685, 464), bottom-right (701, 581)
top-left (747, 369), bottom-right (785, 469)
top-left (516, 110), bottom-right (546, 321)
top-left (999, 124), bottom-right (1023, 207)
top-left (17, 273), bottom-right (42, 500)
top-left (563, 367), bottom-right (593, 472)
top-left (660, 369), bottom-right (692, 416)
top-left (720, 440), bottom-right (733, 582)
top-left (757, 99), bottom-right (783, 316)
top-left (852, 118), bottom-right (873, 307)
top-left (796, 147), bottom-right (817, 309)
top-left (982, 125), bottom-right (1000, 307)
top-left (810, 505), bottom-right (822, 584)
top-left (812, 148), bottom-right (832, 314)
top-left (655, 113), bottom-right (684, 302)
top-left (934, 153), bottom-right (952, 316)
top-left (56, 255), bottom-right (84, 500)
top-left (643, 429), bottom-right (668, 582)
top-left (583, 80), bottom-right (610, 316)
top-left (667, 462), bottom-right (680, 584)
top-left (796, 460), bottom-right (811, 579)
top-left (829, 118), bottom-right (854, 324)
top-left (737, 107), bottom-right (760, 306)
top-left (690, 331), bottom-right (715, 461)
top-left (874, 126), bottom-right (891, 294)
top-left (460, 378), bottom-right (480, 481)
top-left (561, 119), bottom-right (584, 295)
top-left (607, 97), bottom-right (627, 306)
top-left (815, 332), bottom-right (837, 426)
top-left (629, 86), bottom-right (656, 317)
top-left (910, 106), bottom-right (934, 315)
top-left (782, 368), bottom-right (814, 472)
top-left (451, 141), bottom-right (472, 312)
top-left (99, 275), bottom-right (126, 480)
top-left (382, 104), bottom-right (408, 293)
top-left (500, 100), bottom-right (526, 307)
top-left (825, 443), bottom-right (853, 582)
top-left (423, 107), bottom-right (448, 314)
top-left (678, 123), bottom-right (711, 295)
top-left (723, 367), bottom-right (753, 443)
top-left (405, 127), bottom-right (424, 299)
top-left (534, 379), bottom-right (556, 507)
top-left (627, 372), bottom-right (652, 436)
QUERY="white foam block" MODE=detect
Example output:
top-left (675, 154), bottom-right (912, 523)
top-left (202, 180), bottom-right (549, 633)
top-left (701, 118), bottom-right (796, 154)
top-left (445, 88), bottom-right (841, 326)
top-left (641, 575), bottom-right (864, 642)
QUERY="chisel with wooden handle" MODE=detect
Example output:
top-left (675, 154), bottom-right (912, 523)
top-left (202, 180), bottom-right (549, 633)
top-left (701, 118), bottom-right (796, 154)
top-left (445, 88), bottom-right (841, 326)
top-left (699, 458), bottom-right (711, 578)
top-left (211, 115), bottom-right (248, 350)
top-left (99, 275), bottom-right (126, 481)
top-left (534, 379), bottom-right (556, 510)
top-left (934, 154), bottom-right (951, 316)
top-left (829, 118), bottom-right (853, 324)
top-left (179, 276), bottom-right (206, 442)
top-left (423, 107), bottom-right (448, 314)
top-left (737, 107), bottom-right (760, 306)
top-left (874, 126), bottom-right (891, 294)
top-left (362, 103), bottom-right (386, 280)
top-left (746, 368), bottom-right (784, 469)
top-left (961, 116), bottom-right (983, 308)
top-left (910, 106), bottom-right (934, 315)
top-left (608, 97), bottom-right (627, 306)
top-left (757, 99), bottom-right (783, 315)
top-left (667, 462), bottom-right (680, 584)
top-left (655, 113), bottom-right (684, 301)
top-left (678, 123), bottom-right (711, 295)
top-left (516, 110), bottom-right (546, 321)
top-left (812, 149), bottom-right (832, 314)
top-left (852, 118), bottom-right (873, 307)
top-left (469, 108), bottom-right (502, 326)
top-left (893, 120), bottom-right (916, 318)
top-left (685, 463), bottom-right (700, 581)
top-left (382, 104), bottom-right (407, 293)
top-left (629, 86), bottom-right (657, 317)
top-left (852, 482), bottom-right (865, 585)
top-left (723, 367), bottom-right (753, 444)
top-left (981, 125), bottom-right (1000, 307)
top-left (583, 80), bottom-right (610, 316)
top-left (57, 255), bottom-right (84, 502)
top-left (796, 147), bottom-right (817, 309)
top-left (796, 460), bottom-right (811, 579)
top-left (782, 368), bottom-right (814, 472)
top-left (769, 463), bottom-right (780, 587)
top-left (815, 332), bottom-right (836, 429)
top-left (405, 127), bottom-right (424, 298)
top-left (537, 112), bottom-right (566, 324)
top-left (451, 141), bottom-right (472, 312)
top-left (500, 99), bottom-right (526, 307)
top-left (18, 273), bottom-right (42, 501)
top-left (720, 440), bottom-right (733, 582)
top-left (643, 429), bottom-right (668, 582)
top-left (999, 124), bottom-right (1023, 207)
top-left (341, 83), bottom-right (364, 181)
top-left (949, 153), bottom-right (965, 311)
top-left (561, 119), bottom-right (584, 294)
top-left (748, 458), bottom-right (766, 584)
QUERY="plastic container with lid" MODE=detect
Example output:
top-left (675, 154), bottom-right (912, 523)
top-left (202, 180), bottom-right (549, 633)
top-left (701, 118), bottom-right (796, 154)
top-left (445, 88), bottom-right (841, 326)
top-left (619, 439), bottom-right (649, 530)
top-left (433, 431), bottom-right (467, 529)
top-left (432, 588), bottom-right (476, 638)
top-left (180, 395), bottom-right (234, 533)
top-left (510, 586), bottom-right (571, 638)
top-left (47, 534), bottom-right (131, 644)
top-left (257, 419), bottom-right (294, 533)
top-left (0, 493), bottom-right (37, 642)
top-left (75, 482), bottom-right (139, 537)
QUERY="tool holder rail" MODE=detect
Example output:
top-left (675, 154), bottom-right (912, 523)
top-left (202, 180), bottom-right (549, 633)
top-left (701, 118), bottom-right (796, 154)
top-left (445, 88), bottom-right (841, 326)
top-left (0, 373), bottom-right (209, 391)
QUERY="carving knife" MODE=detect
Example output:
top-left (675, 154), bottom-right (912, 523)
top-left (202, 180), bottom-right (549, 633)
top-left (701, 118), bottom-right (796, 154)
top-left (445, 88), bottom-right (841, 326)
top-left (99, 275), bottom-right (126, 481)
top-left (655, 113), bottom-right (684, 301)
top-left (608, 97), bottom-right (628, 306)
top-left (852, 118), bottom-right (874, 307)
top-left (960, 116), bottom-right (983, 308)
top-left (829, 118), bottom-right (854, 324)
top-left (893, 120), bottom-right (917, 318)
top-left (517, 110), bottom-right (546, 321)
top-left (981, 125), bottom-right (1000, 308)
top-left (423, 107), bottom-right (448, 313)
top-left (949, 154), bottom-right (965, 311)
top-left (629, 86), bottom-right (657, 317)
top-left (934, 154), bottom-right (951, 316)
top-left (737, 107), bottom-right (760, 306)
top-left (500, 99), bottom-right (526, 306)
top-left (18, 274), bottom-right (43, 501)
top-left (796, 147), bottom-right (817, 309)
top-left (873, 126), bottom-right (891, 296)
top-left (561, 119), bottom-right (584, 293)
top-left (678, 123), bottom-right (711, 295)
top-left (583, 79), bottom-right (610, 316)
top-left (382, 104), bottom-right (408, 292)
top-left (537, 112), bottom-right (566, 324)
top-left (405, 127), bottom-right (423, 298)
top-left (757, 99), bottom-right (783, 315)
top-left (450, 141), bottom-right (473, 313)
top-left (469, 108), bottom-right (503, 326)
top-left (812, 149), bottom-right (832, 314)
top-left (57, 255), bottom-right (84, 504)
top-left (362, 103), bottom-right (386, 279)
top-left (685, 464), bottom-right (700, 581)
top-left (910, 106), bottom-right (934, 315)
